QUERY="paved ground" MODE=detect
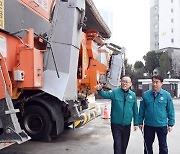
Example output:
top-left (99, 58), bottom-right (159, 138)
top-left (1, 99), bottom-right (180, 154)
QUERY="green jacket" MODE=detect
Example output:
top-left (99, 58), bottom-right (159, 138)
top-left (139, 88), bottom-right (175, 127)
top-left (98, 88), bottom-right (138, 126)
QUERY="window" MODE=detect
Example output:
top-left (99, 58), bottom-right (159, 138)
top-left (154, 24), bottom-right (158, 29)
top-left (155, 34), bottom-right (158, 40)
top-left (171, 39), bottom-right (174, 43)
top-left (171, 18), bottom-right (174, 23)
top-left (171, 0), bottom-right (173, 3)
top-left (170, 84), bottom-right (173, 91)
top-left (155, 15), bottom-right (158, 20)
top-left (155, 43), bottom-right (159, 49)
top-left (171, 8), bottom-right (173, 13)
top-left (171, 29), bottom-right (174, 33)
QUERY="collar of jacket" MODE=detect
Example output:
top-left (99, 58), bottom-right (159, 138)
top-left (119, 88), bottom-right (133, 95)
top-left (150, 88), bottom-right (163, 95)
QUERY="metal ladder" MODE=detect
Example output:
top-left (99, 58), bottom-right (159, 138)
top-left (0, 55), bottom-right (30, 144)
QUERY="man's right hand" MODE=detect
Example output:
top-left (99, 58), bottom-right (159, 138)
top-left (139, 125), bottom-right (143, 130)
top-left (95, 84), bottom-right (103, 91)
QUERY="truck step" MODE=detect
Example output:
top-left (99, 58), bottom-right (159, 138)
top-left (0, 90), bottom-right (30, 144)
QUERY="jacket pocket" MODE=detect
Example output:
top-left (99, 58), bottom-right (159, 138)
top-left (114, 96), bottom-right (123, 102)
top-left (158, 100), bottom-right (167, 109)
top-left (127, 99), bottom-right (134, 108)
top-left (145, 101), bottom-right (153, 108)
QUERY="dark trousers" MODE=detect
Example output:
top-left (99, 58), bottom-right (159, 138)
top-left (111, 123), bottom-right (131, 154)
top-left (144, 125), bottom-right (168, 154)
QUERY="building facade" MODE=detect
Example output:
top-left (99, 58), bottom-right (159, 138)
top-left (150, 0), bottom-right (180, 50)
top-left (150, 0), bottom-right (180, 76)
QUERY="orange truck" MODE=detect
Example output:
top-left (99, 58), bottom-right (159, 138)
top-left (0, 0), bottom-right (124, 149)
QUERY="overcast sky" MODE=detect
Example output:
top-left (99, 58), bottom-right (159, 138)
top-left (93, 0), bottom-right (150, 65)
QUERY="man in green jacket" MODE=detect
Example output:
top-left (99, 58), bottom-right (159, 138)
top-left (139, 75), bottom-right (175, 154)
top-left (96, 76), bottom-right (139, 154)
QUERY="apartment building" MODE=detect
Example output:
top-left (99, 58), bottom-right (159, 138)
top-left (150, 0), bottom-right (180, 50)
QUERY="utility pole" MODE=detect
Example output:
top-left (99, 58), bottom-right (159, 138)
top-left (121, 47), bottom-right (126, 76)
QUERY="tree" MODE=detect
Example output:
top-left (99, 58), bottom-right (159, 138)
top-left (134, 61), bottom-right (144, 70)
top-left (159, 52), bottom-right (171, 78)
top-left (124, 58), bottom-right (133, 77)
top-left (132, 61), bottom-right (145, 96)
top-left (143, 51), bottom-right (159, 75)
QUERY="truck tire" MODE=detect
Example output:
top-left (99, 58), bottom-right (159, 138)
top-left (21, 105), bottom-right (52, 141)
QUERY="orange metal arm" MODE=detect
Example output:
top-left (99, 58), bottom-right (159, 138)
top-left (18, 0), bottom-right (55, 21)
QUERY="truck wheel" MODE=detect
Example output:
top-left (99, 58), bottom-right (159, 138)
top-left (21, 105), bottom-right (52, 141)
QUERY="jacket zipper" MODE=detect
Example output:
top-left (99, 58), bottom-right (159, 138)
top-left (123, 92), bottom-right (127, 120)
top-left (153, 93), bottom-right (157, 126)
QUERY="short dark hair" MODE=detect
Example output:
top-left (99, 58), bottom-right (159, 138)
top-left (121, 75), bottom-right (132, 79)
top-left (152, 75), bottom-right (163, 82)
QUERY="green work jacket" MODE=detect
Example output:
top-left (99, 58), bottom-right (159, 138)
top-left (98, 88), bottom-right (138, 126)
top-left (139, 88), bottom-right (175, 127)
